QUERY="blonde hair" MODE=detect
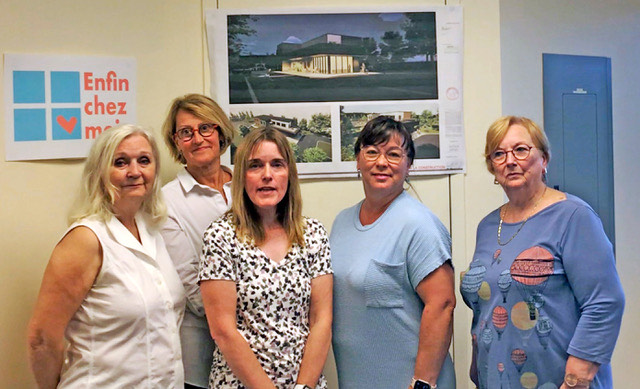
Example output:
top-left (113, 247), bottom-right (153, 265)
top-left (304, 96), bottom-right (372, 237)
top-left (231, 127), bottom-right (305, 246)
top-left (162, 93), bottom-right (236, 164)
top-left (69, 124), bottom-right (166, 226)
top-left (484, 116), bottom-right (551, 174)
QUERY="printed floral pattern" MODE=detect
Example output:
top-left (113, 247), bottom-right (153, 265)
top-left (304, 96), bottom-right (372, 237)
top-left (199, 213), bottom-right (332, 389)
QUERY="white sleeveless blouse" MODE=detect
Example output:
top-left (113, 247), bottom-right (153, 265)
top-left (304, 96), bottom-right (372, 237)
top-left (58, 214), bottom-right (185, 388)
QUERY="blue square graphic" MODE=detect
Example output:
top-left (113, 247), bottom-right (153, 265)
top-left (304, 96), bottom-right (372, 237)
top-left (13, 71), bottom-right (45, 103)
top-left (51, 71), bottom-right (81, 103)
top-left (52, 108), bottom-right (82, 140)
top-left (14, 109), bottom-right (47, 141)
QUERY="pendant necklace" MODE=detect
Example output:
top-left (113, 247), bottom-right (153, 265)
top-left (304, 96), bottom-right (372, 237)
top-left (497, 186), bottom-right (547, 246)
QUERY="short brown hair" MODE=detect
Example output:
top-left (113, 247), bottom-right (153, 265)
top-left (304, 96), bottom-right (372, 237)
top-left (355, 115), bottom-right (415, 164)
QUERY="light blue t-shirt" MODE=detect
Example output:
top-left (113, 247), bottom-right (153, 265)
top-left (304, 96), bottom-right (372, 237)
top-left (461, 194), bottom-right (625, 389)
top-left (331, 191), bottom-right (456, 389)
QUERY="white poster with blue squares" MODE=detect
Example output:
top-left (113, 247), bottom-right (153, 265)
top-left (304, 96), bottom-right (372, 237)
top-left (4, 54), bottom-right (136, 161)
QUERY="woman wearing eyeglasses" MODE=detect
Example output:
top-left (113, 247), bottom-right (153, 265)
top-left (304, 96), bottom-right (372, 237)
top-left (160, 94), bottom-right (236, 389)
top-left (331, 116), bottom-right (456, 389)
top-left (460, 116), bottom-right (624, 389)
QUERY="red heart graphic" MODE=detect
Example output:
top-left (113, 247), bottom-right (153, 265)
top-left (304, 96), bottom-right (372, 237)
top-left (56, 115), bottom-right (77, 134)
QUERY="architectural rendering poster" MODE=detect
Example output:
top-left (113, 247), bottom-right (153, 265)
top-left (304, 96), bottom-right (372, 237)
top-left (207, 6), bottom-right (464, 177)
top-left (4, 54), bottom-right (136, 161)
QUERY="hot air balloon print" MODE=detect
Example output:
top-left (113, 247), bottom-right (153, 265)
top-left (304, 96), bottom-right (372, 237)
top-left (493, 249), bottom-right (502, 265)
top-left (478, 281), bottom-right (492, 301)
top-left (461, 264), bottom-right (487, 313)
top-left (498, 269), bottom-right (512, 303)
top-left (497, 362), bottom-right (506, 389)
top-left (481, 327), bottom-right (493, 352)
top-left (511, 301), bottom-right (538, 346)
top-left (520, 372), bottom-right (538, 389)
top-left (535, 316), bottom-right (553, 349)
top-left (492, 305), bottom-right (508, 340)
top-left (510, 348), bottom-right (527, 373)
top-left (510, 246), bottom-right (554, 319)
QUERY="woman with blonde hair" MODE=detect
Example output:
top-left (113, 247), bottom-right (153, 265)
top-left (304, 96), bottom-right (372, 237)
top-left (27, 124), bottom-right (185, 388)
top-left (160, 93), bottom-right (236, 389)
top-left (461, 116), bottom-right (625, 388)
top-left (199, 127), bottom-right (333, 389)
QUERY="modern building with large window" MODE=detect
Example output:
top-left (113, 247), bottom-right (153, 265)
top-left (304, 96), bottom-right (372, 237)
top-left (278, 33), bottom-right (375, 76)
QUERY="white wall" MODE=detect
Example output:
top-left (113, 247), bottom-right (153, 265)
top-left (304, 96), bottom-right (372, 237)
top-left (499, 1), bottom-right (640, 386)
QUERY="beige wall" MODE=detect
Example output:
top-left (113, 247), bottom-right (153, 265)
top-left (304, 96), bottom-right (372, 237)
top-left (0, 0), bottom-right (502, 387)
top-left (1, 0), bottom-right (206, 385)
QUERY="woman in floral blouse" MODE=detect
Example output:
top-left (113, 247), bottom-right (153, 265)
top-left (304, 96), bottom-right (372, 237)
top-left (198, 127), bottom-right (333, 389)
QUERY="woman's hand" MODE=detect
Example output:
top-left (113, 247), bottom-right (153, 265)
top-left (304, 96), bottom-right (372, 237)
top-left (559, 355), bottom-right (599, 389)
top-left (27, 226), bottom-right (102, 389)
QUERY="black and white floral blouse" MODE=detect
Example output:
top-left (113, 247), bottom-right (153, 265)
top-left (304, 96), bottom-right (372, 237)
top-left (198, 213), bottom-right (332, 389)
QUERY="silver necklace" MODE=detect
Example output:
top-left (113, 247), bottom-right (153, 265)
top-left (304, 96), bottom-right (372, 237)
top-left (497, 186), bottom-right (547, 246)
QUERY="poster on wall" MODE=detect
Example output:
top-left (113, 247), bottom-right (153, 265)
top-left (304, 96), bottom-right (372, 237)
top-left (207, 6), bottom-right (464, 177)
top-left (3, 54), bottom-right (136, 161)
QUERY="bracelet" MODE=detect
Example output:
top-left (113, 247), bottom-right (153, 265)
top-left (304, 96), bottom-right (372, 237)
top-left (564, 373), bottom-right (591, 388)
top-left (294, 385), bottom-right (312, 389)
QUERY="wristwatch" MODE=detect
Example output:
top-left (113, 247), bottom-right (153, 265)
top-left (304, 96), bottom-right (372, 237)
top-left (411, 378), bottom-right (437, 389)
top-left (564, 373), bottom-right (591, 388)
top-left (293, 385), bottom-right (312, 389)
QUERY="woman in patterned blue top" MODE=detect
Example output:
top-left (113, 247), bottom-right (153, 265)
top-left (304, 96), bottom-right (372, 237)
top-left (198, 127), bottom-right (333, 389)
top-left (461, 116), bottom-right (625, 389)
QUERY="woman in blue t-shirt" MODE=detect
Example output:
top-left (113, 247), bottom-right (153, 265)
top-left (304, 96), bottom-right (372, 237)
top-left (331, 116), bottom-right (456, 389)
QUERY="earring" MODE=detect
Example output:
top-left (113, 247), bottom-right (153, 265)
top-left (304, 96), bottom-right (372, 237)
top-left (357, 169), bottom-right (361, 179)
top-left (494, 178), bottom-right (499, 185)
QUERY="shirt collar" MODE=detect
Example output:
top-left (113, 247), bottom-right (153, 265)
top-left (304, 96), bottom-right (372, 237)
top-left (176, 166), bottom-right (232, 194)
top-left (105, 213), bottom-right (157, 260)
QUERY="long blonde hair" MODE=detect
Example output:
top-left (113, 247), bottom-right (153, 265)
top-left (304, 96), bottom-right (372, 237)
top-left (231, 127), bottom-right (304, 246)
top-left (68, 124), bottom-right (166, 226)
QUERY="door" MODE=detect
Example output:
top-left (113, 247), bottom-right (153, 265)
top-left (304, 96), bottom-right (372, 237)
top-left (543, 53), bottom-right (614, 244)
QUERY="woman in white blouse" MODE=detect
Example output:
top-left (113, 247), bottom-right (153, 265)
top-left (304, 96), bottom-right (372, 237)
top-left (160, 93), bottom-right (236, 389)
top-left (27, 125), bottom-right (185, 388)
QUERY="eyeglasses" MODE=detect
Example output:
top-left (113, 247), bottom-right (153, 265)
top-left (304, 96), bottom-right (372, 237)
top-left (174, 123), bottom-right (219, 142)
top-left (361, 146), bottom-right (406, 165)
top-left (490, 144), bottom-right (535, 164)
